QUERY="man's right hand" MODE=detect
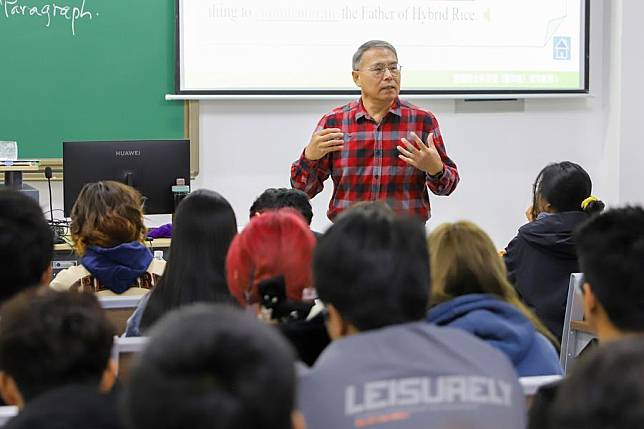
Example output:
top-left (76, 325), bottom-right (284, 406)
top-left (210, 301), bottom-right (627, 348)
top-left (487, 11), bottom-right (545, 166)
top-left (304, 128), bottom-right (344, 161)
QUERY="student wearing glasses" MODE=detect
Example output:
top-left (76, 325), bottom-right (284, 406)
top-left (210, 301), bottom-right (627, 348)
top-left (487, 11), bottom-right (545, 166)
top-left (291, 40), bottom-right (459, 222)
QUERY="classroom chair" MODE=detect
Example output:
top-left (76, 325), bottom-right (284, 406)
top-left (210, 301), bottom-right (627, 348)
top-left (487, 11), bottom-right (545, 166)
top-left (111, 336), bottom-right (148, 380)
top-left (559, 273), bottom-right (596, 374)
top-left (99, 295), bottom-right (145, 334)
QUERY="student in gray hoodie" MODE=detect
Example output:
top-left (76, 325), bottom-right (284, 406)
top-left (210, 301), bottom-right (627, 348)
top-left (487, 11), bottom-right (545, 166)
top-left (299, 203), bottom-right (526, 429)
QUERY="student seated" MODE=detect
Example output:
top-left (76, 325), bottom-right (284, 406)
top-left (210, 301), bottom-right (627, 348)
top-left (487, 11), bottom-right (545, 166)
top-left (125, 189), bottom-right (238, 337)
top-left (427, 221), bottom-right (561, 376)
top-left (50, 181), bottom-right (165, 295)
top-left (122, 304), bottom-right (304, 429)
top-left (0, 289), bottom-right (120, 429)
top-left (0, 190), bottom-right (55, 408)
top-left (299, 206), bottom-right (526, 429)
top-left (0, 189), bottom-right (53, 300)
top-left (545, 337), bottom-right (644, 428)
top-left (250, 187), bottom-right (313, 225)
top-left (575, 206), bottom-right (644, 341)
top-left (504, 161), bottom-right (604, 338)
top-left (250, 187), bottom-right (320, 238)
top-left (528, 206), bottom-right (644, 428)
top-left (226, 209), bottom-right (329, 366)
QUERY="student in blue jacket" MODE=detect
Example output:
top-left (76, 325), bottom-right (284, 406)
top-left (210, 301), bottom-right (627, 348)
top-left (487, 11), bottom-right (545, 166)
top-left (427, 221), bottom-right (562, 377)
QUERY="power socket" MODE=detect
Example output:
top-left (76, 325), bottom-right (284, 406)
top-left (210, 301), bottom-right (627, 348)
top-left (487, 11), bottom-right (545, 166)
top-left (52, 260), bottom-right (77, 270)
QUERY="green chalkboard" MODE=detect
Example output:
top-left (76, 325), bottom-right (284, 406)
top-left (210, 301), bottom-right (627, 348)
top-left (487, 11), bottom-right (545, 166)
top-left (0, 0), bottom-right (184, 159)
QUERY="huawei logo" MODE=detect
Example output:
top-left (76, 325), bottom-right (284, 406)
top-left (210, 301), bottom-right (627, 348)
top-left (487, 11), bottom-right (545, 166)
top-left (115, 150), bottom-right (141, 157)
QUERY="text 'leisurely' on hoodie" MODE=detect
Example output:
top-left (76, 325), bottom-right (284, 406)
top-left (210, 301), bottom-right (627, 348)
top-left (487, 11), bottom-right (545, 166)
top-left (299, 320), bottom-right (527, 429)
top-left (427, 293), bottom-right (562, 377)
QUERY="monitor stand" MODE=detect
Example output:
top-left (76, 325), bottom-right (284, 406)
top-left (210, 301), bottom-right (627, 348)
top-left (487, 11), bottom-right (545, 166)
top-left (0, 169), bottom-right (40, 202)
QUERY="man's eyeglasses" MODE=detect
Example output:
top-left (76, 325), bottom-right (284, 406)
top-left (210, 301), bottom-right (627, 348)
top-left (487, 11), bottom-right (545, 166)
top-left (357, 64), bottom-right (402, 77)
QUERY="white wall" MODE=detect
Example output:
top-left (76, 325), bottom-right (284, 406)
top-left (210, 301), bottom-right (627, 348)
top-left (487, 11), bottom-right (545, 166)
top-left (615, 0), bottom-right (644, 205)
top-left (34, 0), bottom-right (644, 248)
top-left (192, 0), bottom-right (611, 248)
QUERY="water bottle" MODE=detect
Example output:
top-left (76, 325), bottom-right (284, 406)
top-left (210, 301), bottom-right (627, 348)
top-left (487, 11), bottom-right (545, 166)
top-left (171, 178), bottom-right (190, 218)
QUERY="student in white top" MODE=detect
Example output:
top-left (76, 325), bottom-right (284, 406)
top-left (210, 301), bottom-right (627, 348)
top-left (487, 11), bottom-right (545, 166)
top-left (50, 181), bottom-right (164, 295)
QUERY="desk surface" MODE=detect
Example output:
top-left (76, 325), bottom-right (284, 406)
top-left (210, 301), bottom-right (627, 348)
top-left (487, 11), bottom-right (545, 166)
top-left (0, 164), bottom-right (39, 171)
top-left (54, 238), bottom-right (171, 252)
top-left (571, 320), bottom-right (596, 335)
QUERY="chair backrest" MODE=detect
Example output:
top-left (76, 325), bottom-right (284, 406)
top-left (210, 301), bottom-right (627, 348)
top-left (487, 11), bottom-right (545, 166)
top-left (0, 406), bottom-right (17, 427)
top-left (99, 295), bottom-right (145, 335)
top-left (111, 336), bottom-right (148, 380)
top-left (560, 273), bottom-right (595, 373)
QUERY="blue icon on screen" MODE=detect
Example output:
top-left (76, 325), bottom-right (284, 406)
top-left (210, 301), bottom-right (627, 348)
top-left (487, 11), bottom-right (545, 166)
top-left (553, 37), bottom-right (571, 60)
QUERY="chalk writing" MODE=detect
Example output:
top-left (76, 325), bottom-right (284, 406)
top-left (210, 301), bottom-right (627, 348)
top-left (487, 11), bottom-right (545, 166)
top-left (0, 0), bottom-right (94, 35)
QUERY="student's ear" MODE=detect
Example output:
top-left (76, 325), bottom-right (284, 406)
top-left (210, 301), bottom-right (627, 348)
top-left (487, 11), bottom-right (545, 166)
top-left (325, 304), bottom-right (352, 340)
top-left (40, 264), bottom-right (53, 285)
top-left (291, 410), bottom-right (307, 429)
top-left (582, 283), bottom-right (599, 326)
top-left (534, 195), bottom-right (554, 214)
top-left (98, 358), bottom-right (118, 393)
top-left (0, 371), bottom-right (25, 409)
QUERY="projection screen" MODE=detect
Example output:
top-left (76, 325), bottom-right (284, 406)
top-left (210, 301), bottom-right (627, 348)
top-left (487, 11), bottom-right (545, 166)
top-left (176, 0), bottom-right (589, 96)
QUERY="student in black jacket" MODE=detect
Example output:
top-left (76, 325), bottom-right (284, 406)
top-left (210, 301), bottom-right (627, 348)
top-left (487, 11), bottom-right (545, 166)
top-left (529, 207), bottom-right (644, 428)
top-left (504, 161), bottom-right (603, 339)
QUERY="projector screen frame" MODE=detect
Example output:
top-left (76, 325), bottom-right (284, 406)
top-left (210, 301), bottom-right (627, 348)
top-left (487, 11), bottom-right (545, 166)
top-left (173, 0), bottom-right (590, 98)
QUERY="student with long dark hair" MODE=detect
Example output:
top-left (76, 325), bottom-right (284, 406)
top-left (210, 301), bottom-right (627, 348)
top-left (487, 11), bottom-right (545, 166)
top-left (504, 161), bottom-right (604, 339)
top-left (125, 189), bottom-right (238, 336)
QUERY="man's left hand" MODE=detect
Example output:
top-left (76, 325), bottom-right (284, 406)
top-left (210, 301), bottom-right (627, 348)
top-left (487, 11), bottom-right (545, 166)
top-left (397, 131), bottom-right (444, 176)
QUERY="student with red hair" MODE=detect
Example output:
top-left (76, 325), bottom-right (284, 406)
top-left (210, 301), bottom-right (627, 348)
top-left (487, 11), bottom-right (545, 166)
top-left (226, 209), bottom-right (329, 365)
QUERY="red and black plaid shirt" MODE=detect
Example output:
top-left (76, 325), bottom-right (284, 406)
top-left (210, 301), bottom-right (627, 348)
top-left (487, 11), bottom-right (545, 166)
top-left (291, 98), bottom-right (459, 221)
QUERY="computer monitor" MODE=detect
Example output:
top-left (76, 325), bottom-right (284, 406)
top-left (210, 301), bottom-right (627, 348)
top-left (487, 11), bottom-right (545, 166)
top-left (63, 139), bottom-right (190, 216)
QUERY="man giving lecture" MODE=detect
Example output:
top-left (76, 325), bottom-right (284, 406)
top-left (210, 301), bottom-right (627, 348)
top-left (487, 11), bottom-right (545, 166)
top-left (291, 40), bottom-right (459, 222)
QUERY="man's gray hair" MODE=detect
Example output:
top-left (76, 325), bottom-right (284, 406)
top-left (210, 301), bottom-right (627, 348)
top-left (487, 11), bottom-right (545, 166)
top-left (352, 40), bottom-right (398, 70)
